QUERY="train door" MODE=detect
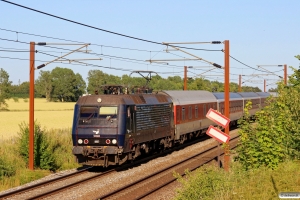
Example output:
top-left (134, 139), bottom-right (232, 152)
top-left (176, 106), bottom-right (180, 124)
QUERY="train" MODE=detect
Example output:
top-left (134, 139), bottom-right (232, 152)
top-left (71, 86), bottom-right (275, 167)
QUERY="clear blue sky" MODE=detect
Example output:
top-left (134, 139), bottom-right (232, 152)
top-left (0, 0), bottom-right (299, 91)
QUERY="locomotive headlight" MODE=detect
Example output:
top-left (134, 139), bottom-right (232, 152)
top-left (84, 139), bottom-right (89, 144)
top-left (112, 139), bottom-right (117, 144)
top-left (78, 139), bottom-right (83, 144)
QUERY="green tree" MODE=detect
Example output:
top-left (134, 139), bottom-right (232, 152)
top-left (87, 70), bottom-right (108, 94)
top-left (51, 67), bottom-right (86, 102)
top-left (0, 68), bottom-right (12, 109)
top-left (35, 70), bottom-right (53, 101)
top-left (236, 67), bottom-right (300, 170)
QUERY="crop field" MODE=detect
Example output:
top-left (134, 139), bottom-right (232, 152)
top-left (0, 98), bottom-right (75, 140)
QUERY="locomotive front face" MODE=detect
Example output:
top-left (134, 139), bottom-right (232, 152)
top-left (72, 96), bottom-right (127, 167)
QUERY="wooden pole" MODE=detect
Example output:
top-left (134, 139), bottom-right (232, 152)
top-left (284, 64), bottom-right (287, 85)
top-left (238, 75), bottom-right (241, 92)
top-left (184, 66), bottom-right (187, 90)
top-left (224, 40), bottom-right (230, 171)
top-left (264, 80), bottom-right (266, 92)
top-left (29, 42), bottom-right (35, 170)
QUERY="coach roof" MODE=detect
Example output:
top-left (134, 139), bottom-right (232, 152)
top-left (160, 90), bottom-right (217, 105)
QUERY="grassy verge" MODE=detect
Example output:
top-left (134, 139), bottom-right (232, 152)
top-left (0, 127), bottom-right (80, 192)
top-left (173, 160), bottom-right (300, 200)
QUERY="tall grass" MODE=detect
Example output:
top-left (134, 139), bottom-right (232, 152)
top-left (0, 126), bottom-right (80, 192)
top-left (173, 160), bottom-right (300, 200)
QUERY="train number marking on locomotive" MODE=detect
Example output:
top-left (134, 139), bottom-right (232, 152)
top-left (206, 125), bottom-right (230, 143)
top-left (206, 108), bottom-right (230, 128)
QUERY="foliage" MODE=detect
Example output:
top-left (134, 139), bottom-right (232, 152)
top-left (236, 101), bottom-right (286, 170)
top-left (236, 66), bottom-right (300, 170)
top-left (0, 144), bottom-right (19, 179)
top-left (87, 70), bottom-right (121, 94)
top-left (174, 161), bottom-right (300, 200)
top-left (0, 68), bottom-right (12, 109)
top-left (18, 121), bottom-right (57, 171)
top-left (12, 97), bottom-right (19, 102)
top-left (50, 67), bottom-right (86, 102)
top-left (9, 82), bottom-right (31, 98)
top-left (0, 126), bottom-right (79, 191)
top-left (35, 70), bottom-right (53, 101)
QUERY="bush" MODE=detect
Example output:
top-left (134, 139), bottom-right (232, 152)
top-left (0, 141), bottom-right (25, 180)
top-left (44, 128), bottom-right (79, 170)
top-left (12, 97), bottom-right (19, 102)
top-left (18, 121), bottom-right (57, 171)
top-left (23, 98), bottom-right (28, 103)
top-left (174, 160), bottom-right (300, 200)
top-left (0, 153), bottom-right (17, 179)
top-left (236, 101), bottom-right (286, 170)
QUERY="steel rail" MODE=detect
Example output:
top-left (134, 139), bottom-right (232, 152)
top-left (98, 135), bottom-right (239, 199)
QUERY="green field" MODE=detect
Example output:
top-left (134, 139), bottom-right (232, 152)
top-left (0, 98), bottom-right (75, 140)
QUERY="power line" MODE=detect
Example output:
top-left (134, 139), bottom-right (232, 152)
top-left (0, 53), bottom-right (186, 76)
top-left (229, 55), bottom-right (268, 73)
top-left (1, 0), bottom-right (221, 52)
top-left (0, 29), bottom-right (266, 74)
top-left (0, 27), bottom-right (161, 53)
top-left (0, 37), bottom-right (187, 70)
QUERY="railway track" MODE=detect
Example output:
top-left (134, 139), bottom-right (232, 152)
top-left (0, 166), bottom-right (115, 200)
top-left (96, 134), bottom-right (239, 200)
top-left (0, 131), bottom-right (239, 200)
top-left (0, 137), bottom-right (207, 200)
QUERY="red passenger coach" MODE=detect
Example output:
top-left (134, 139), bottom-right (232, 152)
top-left (160, 91), bottom-right (218, 141)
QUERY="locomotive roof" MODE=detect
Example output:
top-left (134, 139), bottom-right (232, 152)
top-left (77, 95), bottom-right (125, 105)
top-left (76, 93), bottom-right (172, 106)
top-left (159, 90), bottom-right (217, 105)
top-left (212, 92), bottom-right (243, 100)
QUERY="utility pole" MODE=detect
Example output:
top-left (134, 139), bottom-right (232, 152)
top-left (284, 64), bottom-right (287, 85)
top-left (264, 80), bottom-right (266, 92)
top-left (29, 42), bottom-right (35, 170)
top-left (238, 75), bottom-right (242, 92)
top-left (184, 66), bottom-right (187, 90)
top-left (224, 40), bottom-right (230, 172)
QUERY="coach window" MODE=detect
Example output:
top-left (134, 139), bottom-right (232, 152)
top-left (182, 107), bottom-right (185, 121)
top-left (195, 105), bottom-right (198, 118)
top-left (189, 106), bottom-right (192, 119)
top-left (203, 104), bottom-right (206, 116)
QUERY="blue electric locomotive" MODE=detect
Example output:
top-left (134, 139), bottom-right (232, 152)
top-left (72, 87), bottom-right (173, 167)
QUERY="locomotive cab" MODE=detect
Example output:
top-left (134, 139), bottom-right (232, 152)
top-left (72, 95), bottom-right (128, 167)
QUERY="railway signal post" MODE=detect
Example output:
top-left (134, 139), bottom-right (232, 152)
top-left (206, 108), bottom-right (231, 170)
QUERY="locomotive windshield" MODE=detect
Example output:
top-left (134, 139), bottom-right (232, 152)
top-left (78, 106), bottom-right (118, 125)
top-left (99, 106), bottom-right (118, 118)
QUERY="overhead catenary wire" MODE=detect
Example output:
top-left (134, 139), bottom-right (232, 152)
top-left (0, 40), bottom-right (283, 80)
top-left (0, 27), bottom-right (161, 53)
top-left (0, 29), bottom-right (285, 79)
top-left (0, 1), bottom-right (221, 52)
top-left (1, 27), bottom-right (255, 71)
top-left (0, 52), bottom-right (186, 76)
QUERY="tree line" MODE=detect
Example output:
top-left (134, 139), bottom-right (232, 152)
top-left (0, 66), bottom-right (263, 108)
